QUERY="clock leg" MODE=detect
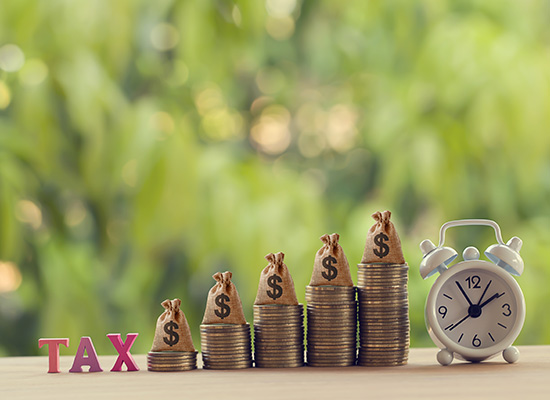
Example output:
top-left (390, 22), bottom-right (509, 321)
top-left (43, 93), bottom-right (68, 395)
top-left (437, 348), bottom-right (454, 366)
top-left (503, 346), bottom-right (520, 363)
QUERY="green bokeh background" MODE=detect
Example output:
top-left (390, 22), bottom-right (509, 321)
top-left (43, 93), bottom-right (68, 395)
top-left (1, 0), bottom-right (549, 357)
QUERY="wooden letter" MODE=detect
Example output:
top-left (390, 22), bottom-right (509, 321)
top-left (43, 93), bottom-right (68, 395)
top-left (38, 338), bottom-right (69, 373)
top-left (69, 337), bottom-right (103, 373)
top-left (107, 333), bottom-right (139, 372)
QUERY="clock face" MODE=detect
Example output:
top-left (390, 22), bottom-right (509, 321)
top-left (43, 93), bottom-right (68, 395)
top-left (434, 267), bottom-right (518, 350)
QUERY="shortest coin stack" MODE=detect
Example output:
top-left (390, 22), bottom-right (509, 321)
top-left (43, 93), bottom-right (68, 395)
top-left (253, 304), bottom-right (304, 368)
top-left (147, 351), bottom-right (197, 372)
top-left (306, 285), bottom-right (357, 367)
top-left (200, 324), bottom-right (252, 369)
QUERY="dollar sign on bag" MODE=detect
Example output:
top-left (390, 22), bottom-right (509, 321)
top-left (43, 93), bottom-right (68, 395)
top-left (267, 274), bottom-right (283, 300)
top-left (322, 255), bottom-right (338, 281)
top-left (214, 293), bottom-right (231, 319)
top-left (163, 321), bottom-right (179, 346)
top-left (373, 232), bottom-right (390, 258)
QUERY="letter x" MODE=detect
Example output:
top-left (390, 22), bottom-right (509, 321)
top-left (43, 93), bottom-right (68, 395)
top-left (107, 333), bottom-right (139, 371)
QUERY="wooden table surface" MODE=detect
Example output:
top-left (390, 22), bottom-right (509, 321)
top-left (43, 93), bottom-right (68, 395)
top-left (1, 346), bottom-right (548, 399)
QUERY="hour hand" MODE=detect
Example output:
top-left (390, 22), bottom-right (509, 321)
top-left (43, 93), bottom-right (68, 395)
top-left (455, 281), bottom-right (473, 306)
top-left (479, 292), bottom-right (505, 309)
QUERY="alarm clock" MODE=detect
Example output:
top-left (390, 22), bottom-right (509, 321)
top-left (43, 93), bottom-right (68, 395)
top-left (419, 219), bottom-right (525, 366)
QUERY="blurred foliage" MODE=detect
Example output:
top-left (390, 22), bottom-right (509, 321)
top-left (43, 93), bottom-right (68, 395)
top-left (1, 0), bottom-right (550, 357)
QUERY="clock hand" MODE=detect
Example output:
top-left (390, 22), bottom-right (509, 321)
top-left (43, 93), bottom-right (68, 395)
top-left (455, 281), bottom-right (473, 306)
top-left (479, 292), bottom-right (505, 309)
top-left (447, 286), bottom-right (502, 333)
top-left (477, 280), bottom-right (492, 305)
top-left (448, 314), bottom-right (470, 331)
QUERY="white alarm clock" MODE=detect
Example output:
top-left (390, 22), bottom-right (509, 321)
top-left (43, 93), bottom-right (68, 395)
top-left (419, 219), bottom-right (525, 366)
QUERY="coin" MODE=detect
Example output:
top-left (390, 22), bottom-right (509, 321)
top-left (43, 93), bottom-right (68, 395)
top-left (253, 304), bottom-right (305, 368)
top-left (305, 285), bottom-right (357, 367)
top-left (254, 354), bottom-right (304, 362)
top-left (356, 263), bottom-right (409, 366)
top-left (308, 354), bottom-right (357, 359)
top-left (200, 323), bottom-right (252, 369)
top-left (255, 361), bottom-right (303, 368)
top-left (254, 325), bottom-right (304, 331)
top-left (146, 350), bottom-right (197, 372)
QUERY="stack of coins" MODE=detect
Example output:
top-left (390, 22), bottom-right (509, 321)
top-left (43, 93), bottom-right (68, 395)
top-left (253, 304), bottom-right (304, 368)
top-left (147, 351), bottom-right (197, 372)
top-left (200, 324), bottom-right (252, 369)
top-left (305, 285), bottom-right (357, 367)
top-left (357, 263), bottom-right (409, 366)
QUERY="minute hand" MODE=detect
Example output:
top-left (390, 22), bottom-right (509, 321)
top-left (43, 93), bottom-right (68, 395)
top-left (479, 292), bottom-right (504, 309)
top-left (455, 281), bottom-right (473, 306)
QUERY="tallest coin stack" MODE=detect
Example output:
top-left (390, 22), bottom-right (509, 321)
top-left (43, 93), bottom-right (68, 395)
top-left (357, 211), bottom-right (410, 366)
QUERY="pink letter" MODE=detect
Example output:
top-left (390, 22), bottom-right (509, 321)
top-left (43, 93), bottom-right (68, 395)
top-left (107, 333), bottom-right (139, 372)
top-left (38, 338), bottom-right (70, 373)
top-left (69, 337), bottom-right (103, 373)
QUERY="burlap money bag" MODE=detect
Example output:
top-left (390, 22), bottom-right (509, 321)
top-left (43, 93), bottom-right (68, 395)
top-left (362, 210), bottom-right (406, 264)
top-left (309, 233), bottom-right (353, 286)
top-left (202, 271), bottom-right (247, 324)
top-left (151, 299), bottom-right (195, 352)
top-left (254, 252), bottom-right (299, 305)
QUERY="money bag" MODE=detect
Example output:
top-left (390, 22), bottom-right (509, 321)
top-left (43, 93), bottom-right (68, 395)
top-left (254, 252), bottom-right (299, 305)
top-left (202, 271), bottom-right (247, 325)
top-left (151, 299), bottom-right (195, 352)
top-left (309, 233), bottom-right (353, 286)
top-left (362, 210), bottom-right (406, 264)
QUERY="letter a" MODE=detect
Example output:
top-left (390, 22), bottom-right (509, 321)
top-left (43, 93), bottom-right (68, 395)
top-left (107, 333), bottom-right (139, 371)
top-left (38, 338), bottom-right (69, 373)
top-left (69, 337), bottom-right (103, 373)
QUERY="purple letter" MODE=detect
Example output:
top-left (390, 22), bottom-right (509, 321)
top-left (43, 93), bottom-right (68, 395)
top-left (69, 337), bottom-right (103, 373)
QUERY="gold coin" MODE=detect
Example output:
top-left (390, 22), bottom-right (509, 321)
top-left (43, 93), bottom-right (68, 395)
top-left (200, 325), bottom-right (250, 330)
top-left (254, 325), bottom-right (304, 331)
top-left (306, 285), bottom-right (356, 292)
top-left (147, 358), bottom-right (197, 363)
top-left (201, 356), bottom-right (252, 362)
top-left (307, 331), bottom-right (356, 337)
top-left (307, 329), bottom-right (357, 336)
top-left (306, 301), bottom-right (356, 307)
top-left (255, 362), bottom-right (304, 368)
top-left (307, 353), bottom-right (356, 359)
top-left (307, 323), bottom-right (356, 328)
top-left (254, 341), bottom-right (304, 346)
top-left (202, 362), bottom-right (252, 369)
top-left (254, 353), bottom-right (304, 361)
top-left (254, 304), bottom-right (303, 310)
top-left (147, 362), bottom-right (197, 368)
top-left (201, 343), bottom-right (252, 349)
top-left (307, 358), bottom-right (356, 364)
top-left (147, 356), bottom-right (197, 360)
top-left (254, 318), bottom-right (303, 323)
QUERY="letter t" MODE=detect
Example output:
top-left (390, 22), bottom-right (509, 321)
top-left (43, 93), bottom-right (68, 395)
top-left (38, 338), bottom-right (70, 373)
